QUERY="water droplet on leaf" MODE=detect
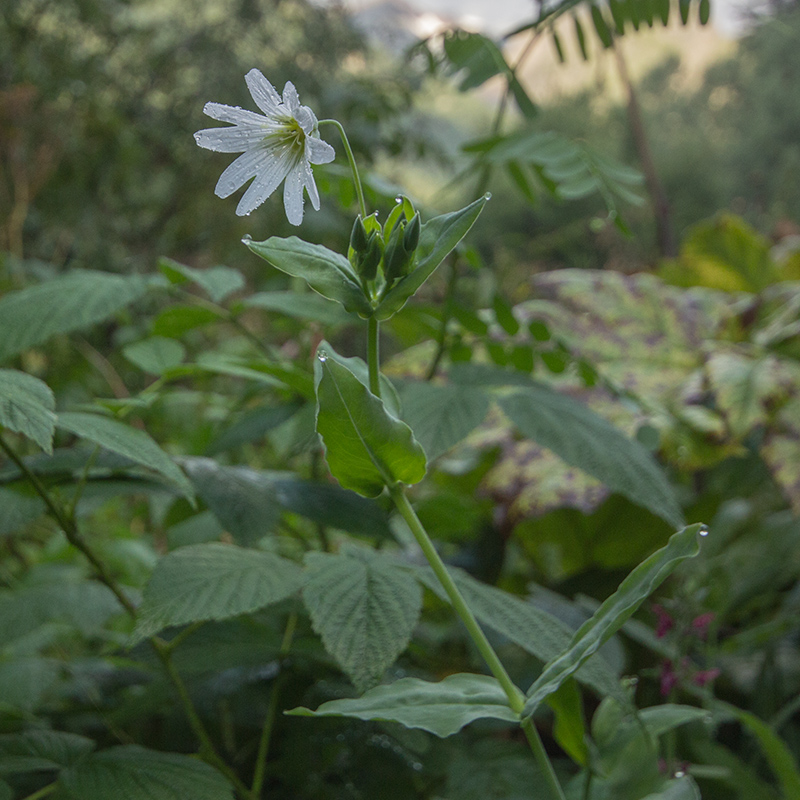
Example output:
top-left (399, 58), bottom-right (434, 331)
top-left (241, 234), bottom-right (252, 243)
top-left (699, 526), bottom-right (709, 537)
top-left (317, 350), bottom-right (328, 362)
top-left (674, 770), bottom-right (685, 778)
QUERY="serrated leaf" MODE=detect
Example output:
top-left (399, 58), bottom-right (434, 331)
top-left (414, 566), bottom-right (622, 701)
top-left (0, 730), bottom-right (95, 774)
top-left (123, 337), bottom-right (186, 375)
top-left (523, 524), bottom-right (705, 718)
top-left (179, 457), bottom-right (281, 545)
top-left (302, 548), bottom-right (422, 690)
top-left (0, 271), bottom-right (149, 363)
top-left (56, 412), bottom-right (194, 501)
top-left (134, 543), bottom-right (303, 641)
top-left (244, 237), bottom-right (371, 317)
top-left (375, 196), bottom-right (488, 320)
top-left (288, 673), bottom-right (517, 736)
top-left (314, 342), bottom-right (426, 497)
top-left (398, 381), bottom-right (490, 460)
top-left (57, 745), bottom-right (233, 800)
top-left (497, 385), bottom-right (683, 528)
top-left (244, 291), bottom-right (352, 326)
top-left (0, 369), bottom-right (56, 453)
top-left (158, 258), bottom-right (244, 303)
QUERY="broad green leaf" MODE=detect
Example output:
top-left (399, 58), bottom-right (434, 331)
top-left (546, 680), bottom-right (588, 766)
top-left (58, 745), bottom-right (233, 800)
top-left (498, 385), bottom-right (683, 528)
top-left (0, 730), bottom-right (95, 774)
top-left (151, 305), bottom-right (222, 338)
top-left (56, 412), bottom-right (194, 501)
top-left (244, 237), bottom-right (372, 317)
top-left (180, 457), bottom-right (281, 545)
top-left (302, 547), bottom-right (422, 690)
top-left (641, 776), bottom-right (702, 800)
top-left (0, 271), bottom-right (149, 363)
top-left (0, 486), bottom-right (45, 537)
top-left (193, 353), bottom-right (294, 391)
top-left (270, 476), bottom-right (392, 538)
top-left (123, 337), bottom-right (186, 375)
top-left (158, 258), bottom-right (244, 302)
top-left (375, 196), bottom-right (488, 320)
top-left (0, 657), bottom-right (60, 713)
top-left (415, 566), bottom-right (623, 701)
top-left (206, 402), bottom-right (302, 454)
top-left (398, 381), bottom-right (490, 460)
top-left (134, 543), bottom-right (303, 641)
top-left (288, 673), bottom-right (518, 737)
top-left (314, 342), bottom-right (426, 497)
top-left (245, 291), bottom-right (352, 326)
top-left (0, 369), bottom-right (56, 452)
top-left (523, 524), bottom-right (705, 718)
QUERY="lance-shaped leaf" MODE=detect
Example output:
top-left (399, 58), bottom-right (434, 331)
top-left (522, 524), bottom-right (705, 718)
top-left (0, 271), bottom-right (150, 363)
top-left (0, 369), bottom-right (56, 453)
top-left (375, 196), bottom-right (488, 320)
top-left (133, 543), bottom-right (303, 641)
top-left (314, 342), bottom-right (426, 497)
top-left (497, 384), bottom-right (683, 529)
top-left (56, 412), bottom-right (194, 501)
top-left (245, 237), bottom-right (372, 317)
top-left (288, 673), bottom-right (518, 737)
top-left (302, 547), bottom-right (422, 690)
top-left (57, 745), bottom-right (233, 800)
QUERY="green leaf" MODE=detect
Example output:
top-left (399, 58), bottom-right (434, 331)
top-left (244, 291), bottom-right (352, 326)
top-left (443, 30), bottom-right (507, 91)
top-left (133, 543), bottom-right (303, 641)
top-left (375, 196), bottom-right (488, 320)
top-left (151, 305), bottom-right (222, 338)
top-left (641, 776), bottom-right (702, 800)
top-left (123, 337), bottom-right (186, 375)
top-left (715, 702), bottom-right (800, 799)
top-left (244, 237), bottom-right (372, 317)
top-left (0, 271), bottom-right (149, 363)
top-left (206, 402), bottom-right (302, 454)
top-left (158, 258), bottom-right (244, 303)
top-left (56, 412), bottom-right (194, 501)
top-left (522, 524), bottom-right (705, 718)
top-left (0, 657), bottom-right (60, 713)
top-left (0, 730), bottom-right (95, 774)
top-left (398, 381), bottom-right (490, 460)
top-left (414, 566), bottom-right (623, 701)
top-left (0, 486), bottom-right (45, 537)
top-left (0, 369), bottom-right (56, 452)
top-left (180, 457), bottom-right (281, 545)
top-left (496, 384), bottom-right (683, 528)
top-left (591, 4), bottom-right (614, 47)
top-left (314, 342), bottom-right (426, 497)
top-left (302, 547), bottom-right (422, 690)
top-left (546, 680), bottom-right (588, 766)
top-left (288, 673), bottom-right (518, 736)
top-left (58, 745), bottom-right (233, 800)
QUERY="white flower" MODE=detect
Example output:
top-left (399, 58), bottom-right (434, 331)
top-left (194, 69), bottom-right (335, 224)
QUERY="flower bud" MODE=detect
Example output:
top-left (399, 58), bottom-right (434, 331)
top-left (403, 212), bottom-right (420, 252)
top-left (382, 221), bottom-right (411, 285)
top-left (358, 233), bottom-right (382, 282)
top-left (349, 215), bottom-right (369, 255)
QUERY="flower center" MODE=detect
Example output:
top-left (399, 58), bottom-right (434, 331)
top-left (263, 116), bottom-right (306, 156)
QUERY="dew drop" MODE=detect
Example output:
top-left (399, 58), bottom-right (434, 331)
top-left (317, 350), bottom-right (328, 362)
top-left (394, 195), bottom-right (403, 203)
top-left (483, 191), bottom-right (492, 200)
top-left (241, 234), bottom-right (252, 243)
top-left (674, 770), bottom-right (685, 778)
top-left (699, 525), bottom-right (709, 537)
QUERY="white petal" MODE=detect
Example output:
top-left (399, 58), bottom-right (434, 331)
top-left (306, 136), bottom-right (335, 165)
top-left (282, 82), bottom-right (300, 114)
top-left (194, 126), bottom-right (265, 153)
top-left (203, 102), bottom-right (266, 127)
top-left (214, 148), bottom-right (268, 198)
top-left (303, 163), bottom-right (321, 211)
top-left (294, 104), bottom-right (314, 133)
top-left (236, 149), bottom-right (295, 216)
top-left (283, 166), bottom-right (305, 226)
top-left (245, 69), bottom-right (282, 117)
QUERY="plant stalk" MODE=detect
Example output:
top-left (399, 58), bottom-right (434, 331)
top-left (367, 316), bottom-right (381, 397)
top-left (319, 119), bottom-right (367, 219)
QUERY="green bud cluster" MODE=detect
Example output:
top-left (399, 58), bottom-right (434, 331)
top-left (382, 212), bottom-right (420, 286)
top-left (349, 215), bottom-right (382, 282)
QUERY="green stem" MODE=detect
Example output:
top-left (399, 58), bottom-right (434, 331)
top-left (388, 484), bottom-right (524, 712)
top-left (251, 613), bottom-right (297, 797)
top-left (367, 316), bottom-right (381, 397)
top-left (21, 784), bottom-right (58, 800)
top-left (389, 484), bottom-right (567, 800)
top-left (319, 119), bottom-right (367, 219)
